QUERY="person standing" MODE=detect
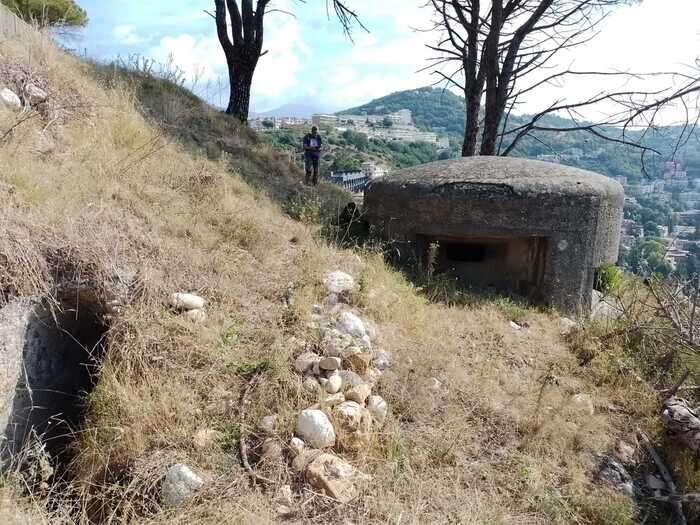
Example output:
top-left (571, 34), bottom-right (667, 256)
top-left (303, 126), bottom-right (322, 185)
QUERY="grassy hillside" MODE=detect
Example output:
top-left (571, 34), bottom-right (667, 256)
top-left (0, 31), bottom-right (694, 525)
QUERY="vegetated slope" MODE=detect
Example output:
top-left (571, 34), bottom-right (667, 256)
top-left (0, 34), bottom-right (660, 524)
top-left (341, 87), bottom-right (700, 181)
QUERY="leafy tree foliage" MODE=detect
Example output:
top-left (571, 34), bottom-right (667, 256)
top-left (625, 239), bottom-right (672, 277)
top-left (1, 0), bottom-right (87, 27)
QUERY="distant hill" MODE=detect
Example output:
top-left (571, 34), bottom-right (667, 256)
top-left (340, 87), bottom-right (700, 182)
top-left (340, 87), bottom-right (466, 135)
top-left (253, 103), bottom-right (337, 119)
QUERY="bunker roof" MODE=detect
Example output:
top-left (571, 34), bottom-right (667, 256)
top-left (376, 156), bottom-right (623, 200)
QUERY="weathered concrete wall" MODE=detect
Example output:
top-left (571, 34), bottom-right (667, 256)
top-left (364, 157), bottom-right (624, 315)
top-left (0, 299), bottom-right (104, 467)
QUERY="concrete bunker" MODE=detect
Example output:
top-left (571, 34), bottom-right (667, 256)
top-left (364, 157), bottom-right (624, 315)
top-left (0, 294), bottom-right (109, 466)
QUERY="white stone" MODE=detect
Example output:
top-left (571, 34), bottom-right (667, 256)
top-left (303, 376), bottom-right (320, 392)
top-left (510, 321), bottom-right (522, 330)
top-left (559, 317), bottom-right (577, 336)
top-left (337, 311), bottom-right (366, 338)
top-left (367, 395), bottom-right (388, 426)
top-left (259, 415), bottom-right (278, 435)
top-left (160, 464), bottom-right (204, 507)
top-left (0, 88), bottom-right (21, 110)
top-left (295, 409), bottom-right (336, 449)
top-left (289, 437), bottom-right (305, 457)
top-left (294, 352), bottom-right (321, 374)
top-left (323, 271), bottom-right (355, 294)
top-left (326, 374), bottom-right (342, 394)
top-left (345, 383), bottom-right (372, 405)
top-left (170, 292), bottom-right (206, 311)
top-left (183, 308), bottom-right (206, 323)
top-left (276, 484), bottom-right (294, 507)
top-left (24, 84), bottom-right (47, 105)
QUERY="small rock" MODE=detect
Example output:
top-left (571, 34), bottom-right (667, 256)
top-left (276, 484), bottom-right (294, 507)
top-left (295, 409), bottom-right (336, 449)
top-left (343, 348), bottom-right (372, 374)
top-left (345, 383), bottom-right (372, 405)
top-left (276, 505), bottom-right (295, 517)
top-left (326, 373), bottom-right (342, 394)
top-left (428, 377), bottom-right (444, 392)
top-left (292, 449), bottom-right (322, 473)
top-left (192, 429), bottom-right (222, 451)
top-left (259, 415), bottom-right (278, 435)
top-left (294, 352), bottom-right (321, 374)
top-left (569, 393), bottom-right (595, 416)
top-left (646, 474), bottom-right (666, 491)
top-left (615, 440), bottom-right (636, 465)
top-left (183, 308), bottom-right (207, 323)
top-left (337, 311), bottom-right (367, 338)
top-left (261, 438), bottom-right (284, 462)
top-left (367, 395), bottom-right (388, 426)
top-left (373, 349), bottom-right (392, 371)
top-left (289, 437), bottom-right (305, 457)
top-left (559, 317), bottom-right (578, 336)
top-left (596, 456), bottom-right (634, 497)
top-left (0, 88), bottom-right (21, 110)
top-left (313, 304), bottom-right (322, 314)
top-left (510, 320), bottom-right (522, 330)
top-left (320, 356), bottom-right (342, 371)
top-left (24, 84), bottom-right (47, 105)
top-left (303, 376), bottom-right (320, 393)
top-left (320, 392), bottom-right (346, 407)
top-left (364, 367), bottom-right (383, 385)
top-left (323, 271), bottom-right (355, 294)
top-left (170, 292), bottom-right (206, 311)
top-left (305, 453), bottom-right (365, 503)
top-left (160, 464), bottom-right (204, 507)
top-left (339, 369), bottom-right (365, 388)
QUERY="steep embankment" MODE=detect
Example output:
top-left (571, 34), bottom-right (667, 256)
top-left (0, 33), bottom-right (653, 525)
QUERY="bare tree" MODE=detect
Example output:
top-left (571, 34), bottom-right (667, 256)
top-left (427, 1), bottom-right (700, 159)
top-left (212, 1), bottom-right (362, 123)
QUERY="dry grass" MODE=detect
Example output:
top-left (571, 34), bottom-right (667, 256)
top-left (0, 33), bottom-right (650, 524)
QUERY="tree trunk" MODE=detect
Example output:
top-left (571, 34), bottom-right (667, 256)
top-left (226, 61), bottom-right (255, 123)
top-left (462, 86), bottom-right (480, 157)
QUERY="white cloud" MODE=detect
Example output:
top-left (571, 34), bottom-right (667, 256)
top-left (113, 25), bottom-right (146, 45)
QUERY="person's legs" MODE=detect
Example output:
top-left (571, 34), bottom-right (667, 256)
top-left (312, 156), bottom-right (320, 185)
top-left (304, 156), bottom-right (312, 185)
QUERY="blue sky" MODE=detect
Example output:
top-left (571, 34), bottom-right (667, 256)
top-left (68, 0), bottom-right (699, 114)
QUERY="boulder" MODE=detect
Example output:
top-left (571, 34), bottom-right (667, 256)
top-left (295, 409), bottom-right (336, 449)
top-left (345, 383), bottom-right (372, 405)
top-left (0, 88), bottom-right (21, 110)
top-left (342, 347), bottom-right (372, 373)
top-left (24, 84), bottom-right (47, 105)
top-left (305, 453), bottom-right (364, 503)
top-left (160, 464), bottom-right (204, 507)
top-left (294, 352), bottom-right (321, 374)
top-left (337, 311), bottom-right (366, 338)
top-left (323, 271), bottom-right (355, 294)
top-left (170, 293), bottom-right (206, 311)
top-left (333, 401), bottom-right (372, 451)
top-left (367, 395), bottom-right (388, 426)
